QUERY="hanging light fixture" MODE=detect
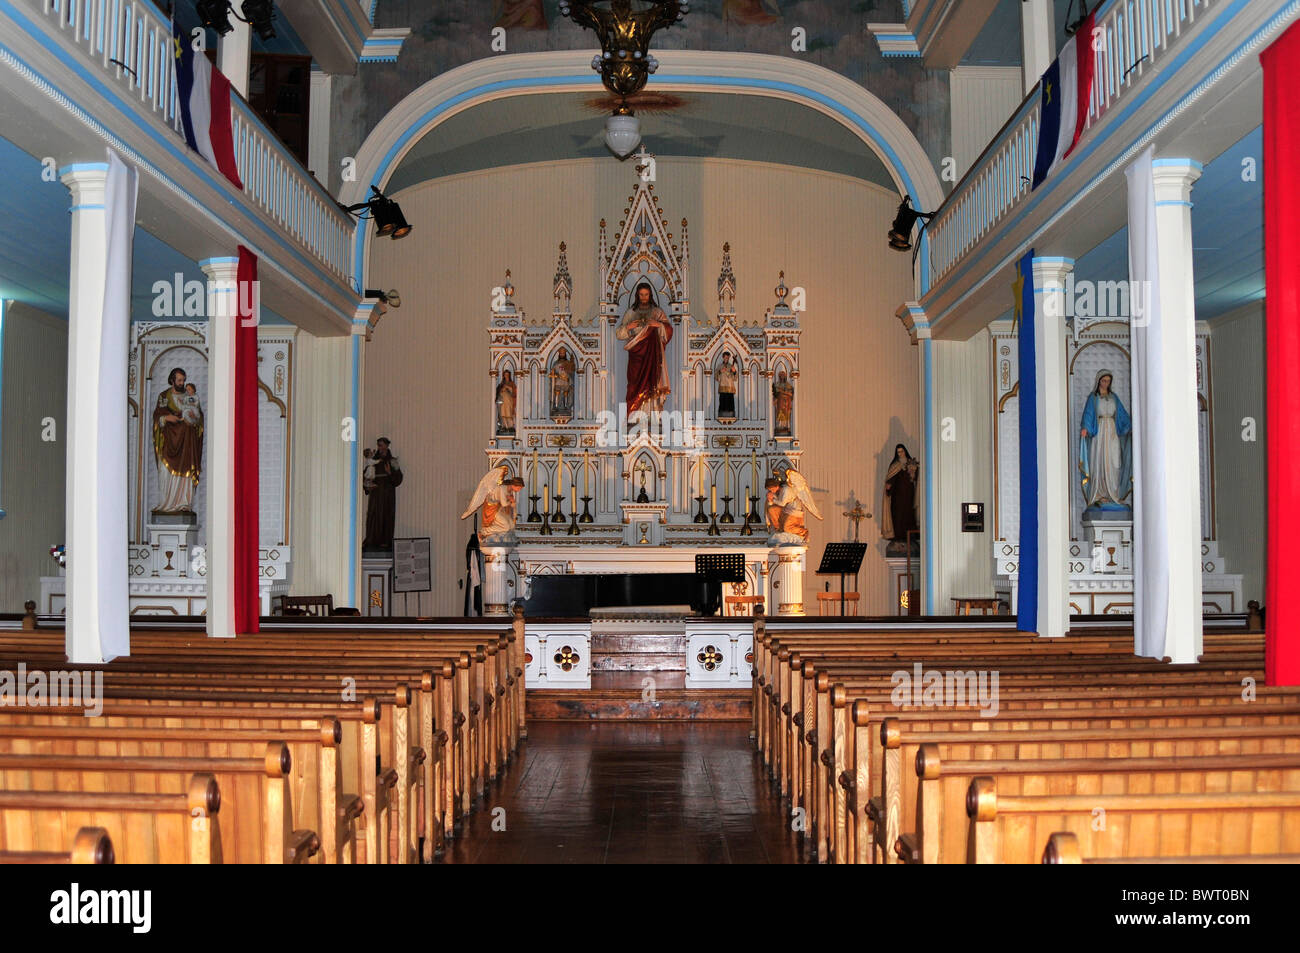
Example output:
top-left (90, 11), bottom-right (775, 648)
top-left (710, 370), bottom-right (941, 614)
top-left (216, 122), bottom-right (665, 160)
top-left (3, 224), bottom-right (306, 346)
top-left (340, 186), bottom-right (413, 240)
top-left (559, 1), bottom-right (690, 159)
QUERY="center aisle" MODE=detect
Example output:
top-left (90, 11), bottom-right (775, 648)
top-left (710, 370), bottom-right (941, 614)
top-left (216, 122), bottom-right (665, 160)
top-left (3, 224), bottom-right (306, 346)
top-left (436, 723), bottom-right (809, 864)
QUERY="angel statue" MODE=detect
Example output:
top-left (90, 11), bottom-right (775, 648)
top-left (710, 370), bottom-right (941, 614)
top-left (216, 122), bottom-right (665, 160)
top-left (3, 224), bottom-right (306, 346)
top-left (768, 469), bottom-right (822, 545)
top-left (461, 465), bottom-right (526, 544)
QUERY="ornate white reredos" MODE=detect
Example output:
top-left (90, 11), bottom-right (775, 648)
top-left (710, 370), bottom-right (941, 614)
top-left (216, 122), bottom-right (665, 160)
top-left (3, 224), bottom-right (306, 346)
top-left (484, 177), bottom-right (806, 545)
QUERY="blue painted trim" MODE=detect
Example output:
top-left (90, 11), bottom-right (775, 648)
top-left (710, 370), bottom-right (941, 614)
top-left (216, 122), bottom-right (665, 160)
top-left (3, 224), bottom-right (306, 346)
top-left (68, 203), bottom-right (105, 212)
top-left (1155, 199), bottom-right (1193, 207)
top-left (0, 4), bottom-right (354, 319)
top-left (348, 334), bottom-right (360, 602)
top-left (198, 257), bottom-right (241, 266)
top-left (57, 162), bottom-right (109, 175)
top-left (927, 0), bottom-right (1266, 328)
top-left (923, 336), bottom-right (935, 612)
top-left (1153, 158), bottom-right (1205, 171)
top-left (353, 72), bottom-right (933, 294)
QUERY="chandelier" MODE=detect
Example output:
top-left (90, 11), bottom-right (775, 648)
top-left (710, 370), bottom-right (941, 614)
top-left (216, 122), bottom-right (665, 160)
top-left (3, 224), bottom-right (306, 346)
top-left (559, 1), bottom-right (690, 158)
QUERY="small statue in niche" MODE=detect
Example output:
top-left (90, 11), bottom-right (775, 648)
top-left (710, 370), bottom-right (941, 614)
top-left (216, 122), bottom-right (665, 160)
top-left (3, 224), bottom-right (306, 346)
top-left (152, 367), bottom-right (203, 517)
top-left (716, 351), bottom-right (738, 422)
top-left (362, 437), bottom-right (403, 553)
top-left (495, 369), bottom-right (517, 434)
top-left (767, 469), bottom-right (822, 545)
top-left (882, 444), bottom-right (920, 556)
top-left (772, 369), bottom-right (794, 436)
top-left (461, 464), bottom-right (526, 544)
top-left (549, 347), bottom-right (575, 422)
top-left (1079, 369), bottom-right (1133, 514)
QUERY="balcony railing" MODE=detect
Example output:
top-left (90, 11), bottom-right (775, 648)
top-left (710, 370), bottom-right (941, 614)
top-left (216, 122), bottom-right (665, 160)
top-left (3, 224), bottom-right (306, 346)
top-left (926, 0), bottom-right (1217, 286)
top-left (39, 0), bottom-right (353, 282)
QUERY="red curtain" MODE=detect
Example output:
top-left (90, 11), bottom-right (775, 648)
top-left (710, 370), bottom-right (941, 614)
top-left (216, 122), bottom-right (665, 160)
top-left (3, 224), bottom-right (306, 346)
top-left (234, 247), bottom-right (260, 634)
top-left (1264, 25), bottom-right (1300, 685)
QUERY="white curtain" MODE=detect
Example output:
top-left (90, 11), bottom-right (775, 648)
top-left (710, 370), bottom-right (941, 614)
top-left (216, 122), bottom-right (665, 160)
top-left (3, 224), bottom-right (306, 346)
top-left (96, 149), bottom-right (137, 660)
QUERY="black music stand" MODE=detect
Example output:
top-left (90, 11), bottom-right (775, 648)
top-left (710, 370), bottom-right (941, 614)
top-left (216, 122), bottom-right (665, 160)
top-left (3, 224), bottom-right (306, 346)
top-left (816, 543), bottom-right (868, 617)
top-left (694, 552), bottom-right (746, 582)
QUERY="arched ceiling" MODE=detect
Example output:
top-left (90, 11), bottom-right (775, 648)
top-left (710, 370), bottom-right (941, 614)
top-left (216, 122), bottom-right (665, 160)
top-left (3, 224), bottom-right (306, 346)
top-left (385, 91), bottom-right (897, 195)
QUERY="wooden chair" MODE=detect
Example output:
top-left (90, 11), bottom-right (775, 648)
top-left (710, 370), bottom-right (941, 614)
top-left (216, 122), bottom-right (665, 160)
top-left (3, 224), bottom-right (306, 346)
top-left (725, 595), bottom-right (765, 617)
top-left (816, 592), bottom-right (860, 615)
top-left (275, 594), bottom-right (334, 617)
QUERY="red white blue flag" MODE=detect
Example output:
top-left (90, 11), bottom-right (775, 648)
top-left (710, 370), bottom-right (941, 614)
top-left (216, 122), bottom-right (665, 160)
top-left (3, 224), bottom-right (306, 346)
top-left (1031, 13), bottom-right (1096, 190)
top-left (172, 25), bottom-right (243, 190)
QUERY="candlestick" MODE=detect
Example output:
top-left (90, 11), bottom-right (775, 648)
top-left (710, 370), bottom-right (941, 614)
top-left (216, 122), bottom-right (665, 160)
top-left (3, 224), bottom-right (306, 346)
top-left (531, 448), bottom-right (538, 497)
top-left (698, 458), bottom-right (705, 498)
top-left (724, 449), bottom-right (729, 496)
top-left (693, 494), bottom-right (708, 524)
top-left (744, 486), bottom-right (750, 516)
top-left (583, 449), bottom-right (590, 497)
top-left (751, 449), bottom-right (757, 494)
top-left (711, 484), bottom-right (716, 515)
top-left (558, 447), bottom-right (564, 497)
top-left (567, 484), bottom-right (579, 536)
top-left (539, 484), bottom-right (552, 535)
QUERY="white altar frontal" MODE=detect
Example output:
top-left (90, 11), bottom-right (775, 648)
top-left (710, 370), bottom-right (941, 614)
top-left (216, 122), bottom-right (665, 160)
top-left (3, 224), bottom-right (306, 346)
top-left (475, 174), bottom-right (809, 687)
top-left (40, 321), bottom-right (293, 617)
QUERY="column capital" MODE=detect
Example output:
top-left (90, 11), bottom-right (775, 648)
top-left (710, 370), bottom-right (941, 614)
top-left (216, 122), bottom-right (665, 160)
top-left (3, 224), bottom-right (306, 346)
top-left (1031, 256), bottom-right (1075, 285)
top-left (896, 301), bottom-right (931, 344)
top-left (1151, 158), bottom-right (1204, 204)
top-left (60, 162), bottom-right (110, 204)
top-left (354, 301), bottom-right (383, 340)
top-left (199, 256), bottom-right (240, 281)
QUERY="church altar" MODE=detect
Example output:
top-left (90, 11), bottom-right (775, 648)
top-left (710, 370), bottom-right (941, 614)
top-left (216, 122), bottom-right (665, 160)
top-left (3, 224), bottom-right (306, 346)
top-left (470, 173), bottom-right (810, 687)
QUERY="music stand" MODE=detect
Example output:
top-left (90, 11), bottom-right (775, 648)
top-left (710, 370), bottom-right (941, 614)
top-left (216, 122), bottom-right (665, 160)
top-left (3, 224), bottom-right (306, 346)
top-left (694, 552), bottom-right (746, 582)
top-left (816, 543), bottom-right (868, 617)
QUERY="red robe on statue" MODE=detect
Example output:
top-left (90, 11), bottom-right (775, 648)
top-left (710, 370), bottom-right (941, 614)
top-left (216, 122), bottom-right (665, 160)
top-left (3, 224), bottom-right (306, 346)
top-left (619, 306), bottom-right (672, 415)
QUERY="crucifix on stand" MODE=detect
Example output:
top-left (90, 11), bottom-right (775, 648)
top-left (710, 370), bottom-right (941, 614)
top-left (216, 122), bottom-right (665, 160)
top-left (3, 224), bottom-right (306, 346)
top-left (843, 501), bottom-right (871, 595)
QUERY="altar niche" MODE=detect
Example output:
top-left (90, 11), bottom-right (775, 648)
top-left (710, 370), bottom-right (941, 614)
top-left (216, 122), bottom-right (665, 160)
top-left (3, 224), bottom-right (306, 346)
top-left (482, 176), bottom-right (807, 550)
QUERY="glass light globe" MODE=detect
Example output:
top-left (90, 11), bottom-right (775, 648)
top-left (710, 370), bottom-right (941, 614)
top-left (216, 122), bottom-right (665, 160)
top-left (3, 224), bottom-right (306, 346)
top-left (605, 114), bottom-right (641, 159)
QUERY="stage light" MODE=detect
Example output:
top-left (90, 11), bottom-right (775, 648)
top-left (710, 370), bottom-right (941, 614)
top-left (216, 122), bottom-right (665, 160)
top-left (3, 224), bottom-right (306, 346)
top-left (887, 196), bottom-right (933, 252)
top-left (341, 186), bottom-right (413, 241)
top-left (239, 0), bottom-right (277, 41)
top-left (197, 0), bottom-right (234, 35)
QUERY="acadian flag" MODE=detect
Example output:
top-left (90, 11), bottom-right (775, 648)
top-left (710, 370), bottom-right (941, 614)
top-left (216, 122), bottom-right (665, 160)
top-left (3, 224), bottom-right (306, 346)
top-left (172, 25), bottom-right (243, 190)
top-left (1031, 12), bottom-right (1097, 190)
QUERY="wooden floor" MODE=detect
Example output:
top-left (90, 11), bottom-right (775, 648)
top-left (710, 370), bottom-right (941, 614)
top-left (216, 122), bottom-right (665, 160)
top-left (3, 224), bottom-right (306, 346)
top-left (436, 722), bottom-right (810, 864)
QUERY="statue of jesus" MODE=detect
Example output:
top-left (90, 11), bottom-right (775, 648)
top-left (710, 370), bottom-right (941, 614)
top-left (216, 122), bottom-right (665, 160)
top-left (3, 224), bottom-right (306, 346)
top-left (615, 282), bottom-right (672, 416)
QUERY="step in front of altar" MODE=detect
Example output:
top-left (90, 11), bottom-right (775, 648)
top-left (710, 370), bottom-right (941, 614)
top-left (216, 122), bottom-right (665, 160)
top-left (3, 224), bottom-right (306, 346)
top-left (527, 672), bottom-right (751, 722)
top-left (591, 631), bottom-right (687, 672)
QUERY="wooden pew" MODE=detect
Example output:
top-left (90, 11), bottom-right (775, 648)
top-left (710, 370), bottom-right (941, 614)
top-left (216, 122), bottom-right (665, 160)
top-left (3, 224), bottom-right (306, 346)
top-left (1042, 831), bottom-right (1300, 864)
top-left (0, 827), bottom-right (113, 864)
top-left (968, 778), bottom-right (1300, 863)
top-left (0, 773), bottom-right (221, 863)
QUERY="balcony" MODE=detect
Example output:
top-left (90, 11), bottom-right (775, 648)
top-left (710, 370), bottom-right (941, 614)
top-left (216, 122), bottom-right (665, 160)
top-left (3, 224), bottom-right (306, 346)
top-left (920, 0), bottom-right (1296, 339)
top-left (0, 0), bottom-right (359, 333)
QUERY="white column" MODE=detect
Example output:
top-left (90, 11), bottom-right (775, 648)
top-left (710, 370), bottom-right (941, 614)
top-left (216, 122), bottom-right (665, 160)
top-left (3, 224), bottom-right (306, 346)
top-left (308, 70), bottom-right (333, 185)
top-left (770, 545), bottom-right (807, 616)
top-left (218, 18), bottom-right (252, 98)
top-left (1032, 257), bottom-right (1073, 638)
top-left (1148, 159), bottom-right (1205, 659)
top-left (481, 544), bottom-right (516, 616)
top-left (61, 164), bottom-right (113, 662)
top-left (201, 256), bottom-right (241, 638)
top-left (896, 302), bottom-right (931, 612)
top-left (1021, 0), bottom-right (1056, 95)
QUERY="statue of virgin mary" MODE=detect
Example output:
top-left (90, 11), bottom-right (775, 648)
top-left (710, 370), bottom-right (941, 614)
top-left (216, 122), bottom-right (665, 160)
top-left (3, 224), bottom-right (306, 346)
top-left (1079, 369), bottom-right (1133, 511)
top-left (615, 282), bottom-right (672, 416)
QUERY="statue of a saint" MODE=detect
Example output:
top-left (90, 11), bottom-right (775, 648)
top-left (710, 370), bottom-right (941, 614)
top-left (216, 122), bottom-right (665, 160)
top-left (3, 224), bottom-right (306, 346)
top-left (496, 369), bottom-right (517, 434)
top-left (152, 367), bottom-right (203, 516)
top-left (362, 437), bottom-right (403, 553)
top-left (768, 469), bottom-right (822, 544)
top-left (1080, 369), bottom-right (1133, 511)
top-left (461, 465), bottom-right (526, 543)
top-left (772, 370), bottom-right (794, 436)
top-left (882, 444), bottom-right (919, 555)
top-left (615, 282), bottom-right (672, 416)
top-left (549, 348), bottom-right (575, 421)
top-left (716, 351), bottom-right (738, 422)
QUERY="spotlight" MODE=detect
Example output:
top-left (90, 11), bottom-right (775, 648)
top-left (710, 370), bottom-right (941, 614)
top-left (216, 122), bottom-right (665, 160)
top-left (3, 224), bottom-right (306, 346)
top-left (887, 196), bottom-right (933, 252)
top-left (364, 289), bottom-right (402, 309)
top-left (196, 0), bottom-right (234, 35)
top-left (341, 186), bottom-right (413, 240)
top-left (239, 0), bottom-right (277, 42)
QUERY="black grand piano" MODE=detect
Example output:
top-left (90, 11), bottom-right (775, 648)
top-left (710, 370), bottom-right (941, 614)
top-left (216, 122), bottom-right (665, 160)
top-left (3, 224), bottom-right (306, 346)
top-left (520, 572), bottom-right (722, 617)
